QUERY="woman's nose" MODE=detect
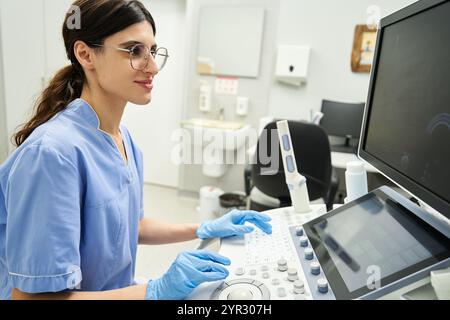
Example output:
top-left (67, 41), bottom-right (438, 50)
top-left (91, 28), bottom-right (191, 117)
top-left (144, 56), bottom-right (159, 76)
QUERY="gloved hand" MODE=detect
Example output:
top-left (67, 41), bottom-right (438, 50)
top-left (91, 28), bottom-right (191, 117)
top-left (196, 209), bottom-right (272, 240)
top-left (145, 250), bottom-right (230, 300)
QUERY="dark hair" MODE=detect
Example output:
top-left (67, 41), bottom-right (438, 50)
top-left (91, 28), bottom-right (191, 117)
top-left (13, 0), bottom-right (156, 147)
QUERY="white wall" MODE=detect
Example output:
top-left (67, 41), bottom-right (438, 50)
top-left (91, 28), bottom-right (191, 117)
top-left (43, 0), bottom-right (74, 79)
top-left (178, 0), bottom-right (417, 194)
top-left (0, 0), bottom-right (46, 153)
top-left (0, 0), bottom-right (187, 187)
top-left (0, 18), bottom-right (7, 163)
top-left (179, 0), bottom-right (280, 194)
top-left (268, 0), bottom-right (417, 121)
top-left (122, 0), bottom-right (187, 188)
top-left (0, 30), bottom-right (8, 164)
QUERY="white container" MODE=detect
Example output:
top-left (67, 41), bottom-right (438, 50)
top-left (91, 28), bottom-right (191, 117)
top-left (345, 161), bottom-right (368, 203)
top-left (275, 45), bottom-right (311, 86)
top-left (198, 186), bottom-right (224, 220)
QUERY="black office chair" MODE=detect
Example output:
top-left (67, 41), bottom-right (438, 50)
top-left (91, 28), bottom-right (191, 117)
top-left (244, 120), bottom-right (339, 212)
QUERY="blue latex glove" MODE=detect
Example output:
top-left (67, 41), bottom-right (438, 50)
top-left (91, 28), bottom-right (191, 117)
top-left (145, 250), bottom-right (230, 300)
top-left (196, 209), bottom-right (272, 240)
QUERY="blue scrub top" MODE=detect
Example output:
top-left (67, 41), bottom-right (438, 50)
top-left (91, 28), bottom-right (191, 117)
top-left (0, 98), bottom-right (144, 299)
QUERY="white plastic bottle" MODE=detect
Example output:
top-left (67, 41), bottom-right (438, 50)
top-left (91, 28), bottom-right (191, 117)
top-left (345, 161), bottom-right (368, 203)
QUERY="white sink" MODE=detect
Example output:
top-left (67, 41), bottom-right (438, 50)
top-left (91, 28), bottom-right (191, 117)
top-left (180, 118), bottom-right (252, 177)
top-left (181, 118), bottom-right (251, 151)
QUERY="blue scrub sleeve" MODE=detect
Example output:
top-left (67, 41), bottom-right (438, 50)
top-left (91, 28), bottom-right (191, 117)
top-left (5, 145), bottom-right (82, 294)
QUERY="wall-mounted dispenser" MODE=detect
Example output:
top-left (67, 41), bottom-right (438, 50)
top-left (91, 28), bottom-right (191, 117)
top-left (198, 81), bottom-right (212, 112)
top-left (275, 45), bottom-right (311, 86)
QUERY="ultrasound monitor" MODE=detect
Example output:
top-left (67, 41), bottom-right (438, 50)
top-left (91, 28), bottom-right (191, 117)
top-left (301, 0), bottom-right (450, 299)
top-left (359, 0), bottom-right (450, 218)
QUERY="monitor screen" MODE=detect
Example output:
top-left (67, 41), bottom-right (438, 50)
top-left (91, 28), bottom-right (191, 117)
top-left (360, 0), bottom-right (450, 216)
top-left (304, 189), bottom-right (450, 299)
top-left (320, 100), bottom-right (365, 139)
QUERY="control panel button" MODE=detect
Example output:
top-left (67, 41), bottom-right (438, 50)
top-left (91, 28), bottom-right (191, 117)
top-left (271, 279), bottom-right (281, 286)
top-left (317, 278), bottom-right (329, 294)
top-left (299, 236), bottom-right (309, 247)
top-left (234, 267), bottom-right (245, 276)
top-left (250, 269), bottom-right (257, 276)
top-left (228, 288), bottom-right (254, 300)
top-left (277, 258), bottom-right (288, 272)
top-left (310, 262), bottom-right (321, 275)
top-left (262, 272), bottom-right (270, 279)
top-left (286, 156), bottom-right (295, 173)
top-left (304, 248), bottom-right (314, 260)
top-left (293, 280), bottom-right (305, 294)
top-left (261, 265), bottom-right (269, 272)
top-left (282, 135), bottom-right (291, 151)
top-left (295, 227), bottom-right (304, 237)
top-left (277, 287), bottom-right (287, 298)
top-left (287, 268), bottom-right (298, 282)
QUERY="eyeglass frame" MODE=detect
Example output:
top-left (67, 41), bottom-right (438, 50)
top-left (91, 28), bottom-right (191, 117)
top-left (90, 43), bottom-right (170, 72)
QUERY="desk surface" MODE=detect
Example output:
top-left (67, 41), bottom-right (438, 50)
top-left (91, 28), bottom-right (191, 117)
top-left (331, 151), bottom-right (378, 173)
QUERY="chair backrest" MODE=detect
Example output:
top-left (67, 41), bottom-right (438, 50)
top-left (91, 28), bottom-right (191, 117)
top-left (251, 120), bottom-right (332, 203)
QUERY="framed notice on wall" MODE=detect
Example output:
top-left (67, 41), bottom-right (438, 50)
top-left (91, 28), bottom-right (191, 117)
top-left (351, 25), bottom-right (378, 73)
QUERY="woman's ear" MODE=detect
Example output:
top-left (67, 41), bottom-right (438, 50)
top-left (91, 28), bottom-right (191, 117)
top-left (73, 40), bottom-right (95, 71)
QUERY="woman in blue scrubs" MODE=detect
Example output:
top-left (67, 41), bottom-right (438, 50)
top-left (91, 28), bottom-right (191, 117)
top-left (0, 0), bottom-right (272, 300)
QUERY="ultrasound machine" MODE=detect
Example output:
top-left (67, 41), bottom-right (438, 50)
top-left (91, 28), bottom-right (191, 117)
top-left (189, 0), bottom-right (450, 300)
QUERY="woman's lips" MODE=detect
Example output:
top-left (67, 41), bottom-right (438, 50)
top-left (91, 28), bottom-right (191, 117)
top-left (135, 80), bottom-right (153, 90)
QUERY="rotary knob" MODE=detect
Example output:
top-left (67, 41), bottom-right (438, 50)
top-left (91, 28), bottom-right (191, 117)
top-left (317, 278), bottom-right (329, 294)
top-left (310, 262), bottom-right (321, 275)
top-left (293, 280), bottom-right (305, 294)
top-left (299, 236), bottom-right (309, 247)
top-left (287, 268), bottom-right (299, 282)
top-left (304, 248), bottom-right (314, 260)
top-left (277, 258), bottom-right (288, 272)
top-left (295, 227), bottom-right (304, 236)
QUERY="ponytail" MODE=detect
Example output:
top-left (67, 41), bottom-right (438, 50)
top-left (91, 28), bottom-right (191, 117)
top-left (13, 64), bottom-right (84, 147)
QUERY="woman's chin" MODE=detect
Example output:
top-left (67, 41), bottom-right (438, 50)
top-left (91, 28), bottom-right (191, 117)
top-left (129, 95), bottom-right (152, 106)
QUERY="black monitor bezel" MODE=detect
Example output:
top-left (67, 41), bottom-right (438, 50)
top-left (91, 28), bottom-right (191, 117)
top-left (303, 188), bottom-right (450, 300)
top-left (358, 0), bottom-right (450, 218)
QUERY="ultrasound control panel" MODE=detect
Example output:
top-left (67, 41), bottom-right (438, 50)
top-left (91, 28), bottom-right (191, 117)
top-left (189, 188), bottom-right (450, 300)
top-left (189, 205), bottom-right (329, 300)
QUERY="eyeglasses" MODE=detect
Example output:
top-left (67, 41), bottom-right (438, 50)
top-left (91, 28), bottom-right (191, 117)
top-left (91, 43), bottom-right (169, 72)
